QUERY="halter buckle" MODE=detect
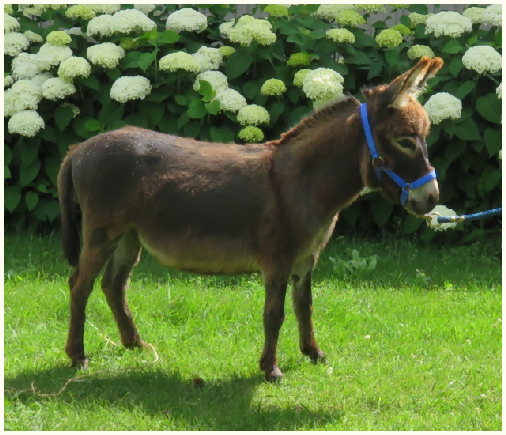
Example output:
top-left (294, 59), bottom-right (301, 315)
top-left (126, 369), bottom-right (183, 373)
top-left (372, 156), bottom-right (385, 169)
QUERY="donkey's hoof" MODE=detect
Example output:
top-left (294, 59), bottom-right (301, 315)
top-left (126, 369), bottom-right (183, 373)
top-left (310, 349), bottom-right (326, 364)
top-left (71, 357), bottom-right (88, 370)
top-left (265, 365), bottom-right (284, 382)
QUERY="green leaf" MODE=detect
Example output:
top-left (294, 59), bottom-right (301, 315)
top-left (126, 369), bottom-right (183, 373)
top-left (33, 198), bottom-right (60, 222)
top-left (385, 49), bottom-right (400, 67)
top-left (188, 99), bottom-right (207, 119)
top-left (18, 141), bottom-right (39, 166)
top-left (482, 168), bottom-right (501, 192)
top-left (444, 140), bottom-right (466, 163)
top-left (4, 186), bottom-right (21, 212)
top-left (197, 80), bottom-right (216, 102)
top-left (402, 214), bottom-right (423, 235)
top-left (476, 94), bottom-right (501, 124)
top-left (454, 119), bottom-right (480, 141)
top-left (5, 166), bottom-right (11, 179)
top-left (484, 128), bottom-right (502, 156)
top-left (20, 160), bottom-right (41, 187)
top-left (80, 76), bottom-right (100, 91)
top-left (455, 81), bottom-right (475, 99)
top-left (448, 57), bottom-right (462, 77)
top-left (54, 104), bottom-right (75, 131)
top-left (25, 191), bottom-right (38, 211)
top-left (84, 119), bottom-right (104, 132)
top-left (225, 52), bottom-right (253, 80)
top-left (204, 100), bottom-right (221, 115)
top-left (269, 101), bottom-right (285, 125)
top-left (370, 195), bottom-right (394, 227)
top-left (210, 126), bottom-right (235, 143)
top-left (442, 40), bottom-right (463, 54)
top-left (44, 157), bottom-right (61, 185)
top-left (367, 61), bottom-right (383, 80)
top-left (184, 121), bottom-right (201, 138)
top-left (140, 101), bottom-right (165, 129)
top-left (138, 50), bottom-right (158, 71)
top-left (175, 94), bottom-right (190, 106)
top-left (5, 147), bottom-right (12, 166)
top-left (157, 30), bottom-right (180, 44)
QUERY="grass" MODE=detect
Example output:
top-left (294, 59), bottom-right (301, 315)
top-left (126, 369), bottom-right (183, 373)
top-left (4, 232), bottom-right (502, 430)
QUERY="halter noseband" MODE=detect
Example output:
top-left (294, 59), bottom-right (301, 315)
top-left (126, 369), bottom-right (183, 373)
top-left (359, 103), bottom-right (437, 208)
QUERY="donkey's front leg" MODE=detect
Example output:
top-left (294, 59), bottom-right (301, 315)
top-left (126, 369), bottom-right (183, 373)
top-left (292, 268), bottom-right (325, 364)
top-left (260, 272), bottom-right (289, 382)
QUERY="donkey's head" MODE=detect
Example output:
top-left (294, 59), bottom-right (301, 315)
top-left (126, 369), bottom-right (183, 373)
top-left (359, 56), bottom-right (443, 215)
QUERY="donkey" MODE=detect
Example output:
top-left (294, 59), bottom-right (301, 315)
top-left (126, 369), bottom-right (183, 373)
top-left (58, 56), bottom-right (442, 381)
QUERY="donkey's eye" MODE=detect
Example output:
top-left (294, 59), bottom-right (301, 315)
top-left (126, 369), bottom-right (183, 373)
top-left (396, 138), bottom-right (417, 152)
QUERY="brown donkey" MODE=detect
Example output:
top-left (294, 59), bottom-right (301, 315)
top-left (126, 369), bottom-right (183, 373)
top-left (58, 57), bottom-right (442, 381)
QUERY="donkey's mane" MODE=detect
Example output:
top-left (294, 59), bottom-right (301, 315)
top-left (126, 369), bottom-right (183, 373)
top-left (267, 95), bottom-right (360, 147)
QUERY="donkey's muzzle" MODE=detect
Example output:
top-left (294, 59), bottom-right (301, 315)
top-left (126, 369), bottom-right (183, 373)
top-left (406, 178), bottom-right (439, 215)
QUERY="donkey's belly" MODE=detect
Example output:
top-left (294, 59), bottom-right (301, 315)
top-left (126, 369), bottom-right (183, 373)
top-left (138, 232), bottom-right (260, 275)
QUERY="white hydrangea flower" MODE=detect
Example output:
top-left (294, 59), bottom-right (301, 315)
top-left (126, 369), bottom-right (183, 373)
top-left (462, 46), bottom-right (502, 74)
top-left (237, 104), bottom-right (270, 126)
top-left (87, 14), bottom-right (117, 37)
top-left (110, 76), bottom-right (152, 103)
top-left (302, 68), bottom-right (344, 100)
top-left (159, 51), bottom-right (200, 73)
top-left (4, 32), bottom-right (30, 56)
top-left (463, 7), bottom-right (485, 24)
top-left (4, 80), bottom-right (42, 117)
top-left (425, 11), bottom-right (472, 38)
top-left (423, 92), bottom-right (462, 124)
top-left (4, 12), bottom-right (20, 34)
top-left (11, 53), bottom-right (40, 80)
top-left (30, 73), bottom-right (54, 90)
top-left (42, 77), bottom-right (76, 100)
top-left (223, 16), bottom-right (276, 46)
top-left (113, 9), bottom-right (156, 34)
top-left (58, 57), bottom-right (92, 80)
top-left (192, 46), bottom-right (223, 72)
top-left (87, 42), bottom-right (125, 69)
top-left (4, 4), bottom-right (13, 14)
top-left (213, 88), bottom-right (247, 112)
top-left (87, 4), bottom-right (121, 14)
top-left (407, 44), bottom-right (435, 60)
top-left (326, 28), bottom-right (355, 43)
top-left (134, 4), bottom-right (156, 15)
top-left (166, 8), bottom-right (208, 33)
top-left (408, 12), bottom-right (433, 26)
top-left (481, 4), bottom-right (502, 27)
top-left (193, 71), bottom-right (229, 93)
top-left (293, 69), bottom-right (311, 87)
top-left (23, 30), bottom-right (43, 43)
top-left (313, 4), bottom-right (354, 21)
top-left (8, 110), bottom-right (45, 137)
top-left (35, 43), bottom-right (73, 70)
top-left (4, 75), bottom-right (14, 88)
top-left (496, 83), bottom-right (502, 99)
top-left (19, 4), bottom-right (49, 17)
top-left (426, 205), bottom-right (458, 231)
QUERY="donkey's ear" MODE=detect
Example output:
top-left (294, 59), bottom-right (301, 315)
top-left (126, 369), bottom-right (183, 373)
top-left (379, 56), bottom-right (444, 109)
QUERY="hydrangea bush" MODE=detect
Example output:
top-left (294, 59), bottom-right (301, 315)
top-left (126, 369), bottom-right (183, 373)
top-left (4, 4), bottom-right (502, 241)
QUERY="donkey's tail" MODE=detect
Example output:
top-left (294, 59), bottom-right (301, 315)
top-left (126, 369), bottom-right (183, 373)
top-left (57, 146), bottom-right (81, 267)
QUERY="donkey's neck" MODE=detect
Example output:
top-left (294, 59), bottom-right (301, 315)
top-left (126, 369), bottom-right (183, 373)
top-left (269, 99), bottom-right (365, 224)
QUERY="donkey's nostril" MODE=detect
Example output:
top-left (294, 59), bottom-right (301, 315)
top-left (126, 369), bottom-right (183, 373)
top-left (428, 194), bottom-right (437, 208)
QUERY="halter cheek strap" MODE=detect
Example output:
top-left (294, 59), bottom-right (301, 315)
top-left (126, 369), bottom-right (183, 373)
top-left (359, 103), bottom-right (437, 207)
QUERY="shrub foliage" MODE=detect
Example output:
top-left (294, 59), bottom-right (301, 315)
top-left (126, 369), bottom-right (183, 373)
top-left (4, 4), bottom-right (502, 240)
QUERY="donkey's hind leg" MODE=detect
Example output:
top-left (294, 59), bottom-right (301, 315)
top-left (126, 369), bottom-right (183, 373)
top-left (101, 229), bottom-right (144, 349)
top-left (292, 264), bottom-right (326, 364)
top-left (65, 227), bottom-right (117, 367)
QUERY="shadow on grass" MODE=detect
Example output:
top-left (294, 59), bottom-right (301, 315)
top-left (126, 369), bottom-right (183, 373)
top-left (5, 365), bottom-right (340, 430)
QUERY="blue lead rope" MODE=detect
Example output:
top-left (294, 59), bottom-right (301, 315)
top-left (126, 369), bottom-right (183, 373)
top-left (436, 207), bottom-right (502, 223)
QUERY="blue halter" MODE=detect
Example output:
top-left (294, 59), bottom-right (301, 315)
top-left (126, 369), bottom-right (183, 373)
top-left (359, 103), bottom-right (437, 207)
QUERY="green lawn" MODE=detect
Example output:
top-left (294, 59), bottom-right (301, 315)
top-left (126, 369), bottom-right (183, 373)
top-left (4, 233), bottom-right (501, 430)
